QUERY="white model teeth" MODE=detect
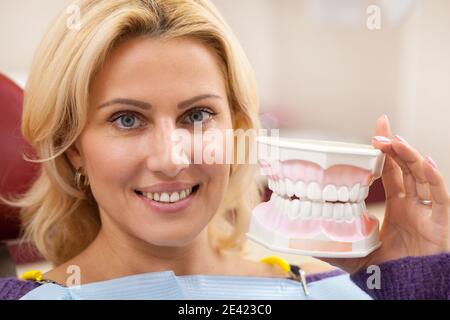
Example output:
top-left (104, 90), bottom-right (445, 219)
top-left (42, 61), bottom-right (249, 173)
top-left (307, 182), bottom-right (322, 201)
top-left (289, 199), bottom-right (300, 219)
top-left (295, 180), bottom-right (307, 198)
top-left (141, 187), bottom-right (193, 203)
top-left (323, 184), bottom-right (338, 202)
top-left (334, 203), bottom-right (344, 220)
top-left (323, 203), bottom-right (333, 219)
top-left (344, 203), bottom-right (353, 222)
top-left (337, 186), bottom-right (349, 202)
top-left (312, 202), bottom-right (322, 218)
top-left (268, 179), bottom-right (369, 203)
top-left (300, 201), bottom-right (311, 218)
top-left (285, 179), bottom-right (295, 197)
top-left (349, 183), bottom-right (360, 202)
top-left (272, 193), bottom-right (365, 221)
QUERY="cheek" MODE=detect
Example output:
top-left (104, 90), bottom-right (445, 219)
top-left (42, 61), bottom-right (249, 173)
top-left (200, 163), bottom-right (230, 196)
top-left (81, 133), bottom-right (141, 193)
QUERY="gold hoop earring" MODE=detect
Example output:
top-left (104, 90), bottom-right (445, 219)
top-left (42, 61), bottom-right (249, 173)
top-left (74, 167), bottom-right (89, 190)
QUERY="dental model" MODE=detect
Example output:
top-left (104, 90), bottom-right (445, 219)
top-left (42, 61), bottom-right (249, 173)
top-left (246, 136), bottom-right (386, 258)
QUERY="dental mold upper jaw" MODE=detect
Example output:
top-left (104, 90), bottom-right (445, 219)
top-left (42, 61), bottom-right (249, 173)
top-left (268, 178), bottom-right (369, 203)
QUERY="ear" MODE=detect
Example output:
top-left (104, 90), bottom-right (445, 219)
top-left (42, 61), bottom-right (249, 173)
top-left (65, 140), bottom-right (84, 170)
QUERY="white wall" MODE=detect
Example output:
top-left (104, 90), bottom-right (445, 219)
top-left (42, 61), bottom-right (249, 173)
top-left (213, 0), bottom-right (450, 184)
top-left (397, 0), bottom-right (450, 183)
top-left (0, 0), bottom-right (70, 86)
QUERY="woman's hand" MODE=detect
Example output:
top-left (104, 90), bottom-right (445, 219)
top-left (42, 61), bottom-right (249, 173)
top-left (319, 115), bottom-right (450, 274)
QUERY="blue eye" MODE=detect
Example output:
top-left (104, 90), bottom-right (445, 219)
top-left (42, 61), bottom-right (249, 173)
top-left (110, 112), bottom-right (143, 130)
top-left (183, 108), bottom-right (215, 125)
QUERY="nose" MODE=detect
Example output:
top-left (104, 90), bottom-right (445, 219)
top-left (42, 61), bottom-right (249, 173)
top-left (145, 119), bottom-right (190, 178)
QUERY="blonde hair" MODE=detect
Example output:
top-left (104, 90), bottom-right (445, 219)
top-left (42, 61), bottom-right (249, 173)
top-left (2, 0), bottom-right (263, 265)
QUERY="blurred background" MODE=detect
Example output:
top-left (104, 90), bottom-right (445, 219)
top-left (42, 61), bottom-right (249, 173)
top-left (2, 0), bottom-right (449, 180)
top-left (1, 0), bottom-right (449, 275)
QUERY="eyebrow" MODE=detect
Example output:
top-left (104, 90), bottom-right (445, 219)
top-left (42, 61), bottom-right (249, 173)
top-left (97, 94), bottom-right (222, 110)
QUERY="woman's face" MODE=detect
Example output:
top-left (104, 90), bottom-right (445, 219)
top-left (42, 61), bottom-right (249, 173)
top-left (67, 36), bottom-right (233, 247)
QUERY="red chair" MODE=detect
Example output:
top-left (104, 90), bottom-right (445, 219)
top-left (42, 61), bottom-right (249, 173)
top-left (0, 73), bottom-right (43, 276)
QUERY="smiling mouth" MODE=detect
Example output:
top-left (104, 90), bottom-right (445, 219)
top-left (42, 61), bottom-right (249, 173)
top-left (134, 184), bottom-right (200, 204)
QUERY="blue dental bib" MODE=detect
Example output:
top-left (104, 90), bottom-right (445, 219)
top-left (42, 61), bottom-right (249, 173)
top-left (20, 270), bottom-right (371, 300)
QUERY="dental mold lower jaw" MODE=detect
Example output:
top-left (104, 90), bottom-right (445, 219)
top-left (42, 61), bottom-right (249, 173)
top-left (247, 137), bottom-right (386, 258)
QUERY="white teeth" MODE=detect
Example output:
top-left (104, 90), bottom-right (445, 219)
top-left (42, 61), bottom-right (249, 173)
top-left (344, 203), bottom-right (353, 222)
top-left (170, 192), bottom-right (180, 202)
top-left (352, 203), bottom-right (361, 218)
top-left (278, 180), bottom-right (286, 196)
top-left (360, 202), bottom-right (367, 214)
top-left (300, 201), bottom-right (312, 218)
top-left (312, 202), bottom-right (322, 218)
top-left (295, 181), bottom-right (307, 198)
top-left (307, 182), bottom-right (322, 201)
top-left (349, 183), bottom-right (360, 202)
top-left (323, 184), bottom-right (338, 202)
top-left (322, 203), bottom-right (333, 219)
top-left (275, 195), bottom-right (282, 210)
top-left (283, 198), bottom-right (289, 213)
top-left (289, 199), bottom-right (301, 220)
top-left (281, 197), bottom-right (286, 212)
top-left (142, 187), bottom-right (194, 203)
top-left (333, 203), bottom-right (344, 221)
top-left (337, 186), bottom-right (349, 202)
top-left (358, 186), bottom-right (369, 201)
top-left (159, 192), bottom-right (170, 202)
top-left (285, 179), bottom-right (295, 197)
top-left (273, 180), bottom-right (278, 194)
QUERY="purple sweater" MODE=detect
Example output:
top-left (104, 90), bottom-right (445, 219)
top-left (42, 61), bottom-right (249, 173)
top-left (1, 253), bottom-right (449, 300)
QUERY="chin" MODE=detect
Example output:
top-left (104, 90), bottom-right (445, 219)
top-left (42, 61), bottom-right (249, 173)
top-left (140, 230), bottom-right (202, 247)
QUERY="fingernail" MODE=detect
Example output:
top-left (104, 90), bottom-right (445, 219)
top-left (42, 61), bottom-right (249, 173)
top-left (394, 135), bottom-right (408, 144)
top-left (381, 114), bottom-right (388, 121)
top-left (426, 156), bottom-right (438, 169)
top-left (373, 136), bottom-right (391, 144)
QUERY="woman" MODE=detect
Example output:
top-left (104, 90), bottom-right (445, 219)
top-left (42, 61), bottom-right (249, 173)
top-left (1, 0), bottom-right (449, 300)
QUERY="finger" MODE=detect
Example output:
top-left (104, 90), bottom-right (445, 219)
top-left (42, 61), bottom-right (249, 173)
top-left (423, 156), bottom-right (450, 225)
top-left (372, 115), bottom-right (405, 200)
top-left (372, 117), bottom-right (417, 199)
top-left (391, 135), bottom-right (430, 200)
top-left (385, 146), bottom-right (418, 199)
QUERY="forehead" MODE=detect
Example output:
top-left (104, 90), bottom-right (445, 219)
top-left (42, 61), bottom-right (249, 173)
top-left (90, 36), bottom-right (227, 102)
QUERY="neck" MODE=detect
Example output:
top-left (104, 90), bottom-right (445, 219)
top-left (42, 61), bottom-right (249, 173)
top-left (77, 221), bottom-right (226, 282)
